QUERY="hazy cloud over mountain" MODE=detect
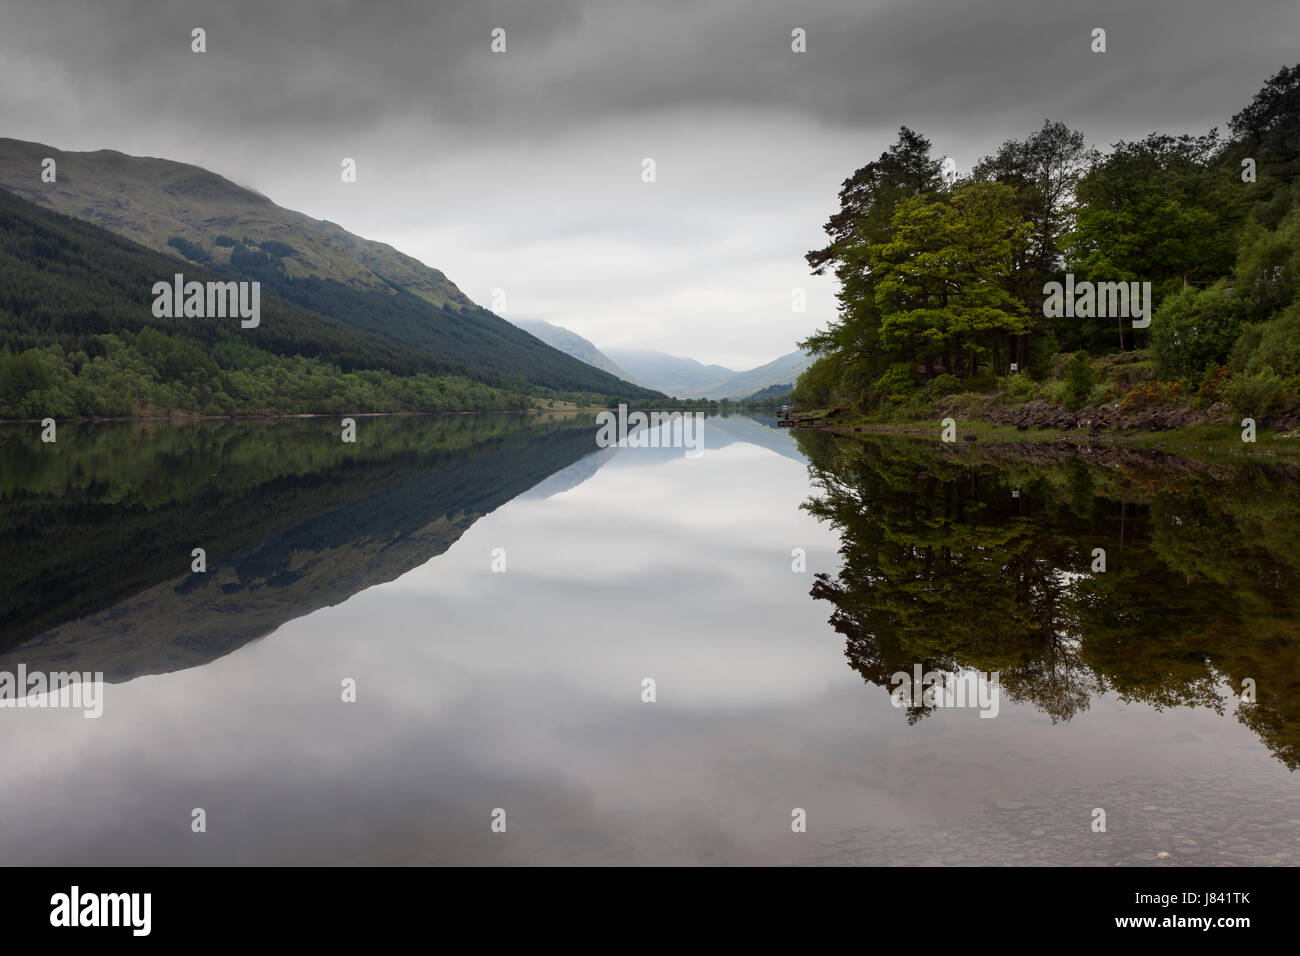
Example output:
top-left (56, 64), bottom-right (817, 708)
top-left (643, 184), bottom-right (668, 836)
top-left (1, 0), bottom-right (1294, 365)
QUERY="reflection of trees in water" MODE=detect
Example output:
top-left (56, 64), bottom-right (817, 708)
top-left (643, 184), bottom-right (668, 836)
top-left (797, 431), bottom-right (1300, 769)
top-left (0, 413), bottom-right (597, 650)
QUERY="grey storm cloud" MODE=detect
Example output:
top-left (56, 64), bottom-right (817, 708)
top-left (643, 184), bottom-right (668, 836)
top-left (0, 0), bottom-right (1297, 367)
top-left (6, 0), bottom-right (1295, 139)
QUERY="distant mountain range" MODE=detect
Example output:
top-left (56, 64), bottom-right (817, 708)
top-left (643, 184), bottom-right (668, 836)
top-left (0, 138), bottom-right (657, 402)
top-left (603, 349), bottom-right (737, 397)
top-left (512, 319), bottom-right (639, 383)
top-left (696, 349), bottom-right (811, 400)
top-left (511, 319), bottom-right (811, 399)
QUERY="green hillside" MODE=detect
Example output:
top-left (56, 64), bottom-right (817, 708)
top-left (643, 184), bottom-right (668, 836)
top-left (0, 138), bottom-right (657, 398)
top-left (0, 187), bottom-right (601, 416)
top-left (0, 139), bottom-right (472, 306)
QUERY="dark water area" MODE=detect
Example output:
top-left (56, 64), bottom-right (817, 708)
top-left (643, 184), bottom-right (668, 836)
top-left (0, 414), bottom-right (1295, 864)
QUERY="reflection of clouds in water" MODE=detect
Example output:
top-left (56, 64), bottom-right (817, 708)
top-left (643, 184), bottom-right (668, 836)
top-left (381, 432), bottom-right (842, 707)
top-left (0, 428), bottom-right (1291, 864)
top-left (0, 429), bottom-right (845, 863)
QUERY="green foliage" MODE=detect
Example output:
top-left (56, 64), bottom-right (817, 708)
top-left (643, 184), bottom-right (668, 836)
top-left (1197, 362), bottom-right (1234, 404)
top-left (1065, 131), bottom-right (1244, 314)
top-left (1091, 348), bottom-right (1158, 394)
top-left (963, 368), bottom-right (998, 392)
top-left (1152, 283), bottom-right (1244, 380)
top-left (1231, 210), bottom-right (1300, 323)
top-left (871, 183), bottom-right (1033, 365)
top-left (1230, 64), bottom-right (1300, 174)
top-left (1063, 351), bottom-right (1096, 410)
top-left (228, 244), bottom-right (273, 271)
top-left (1230, 302), bottom-right (1300, 378)
top-left (0, 336), bottom-right (538, 418)
top-left (997, 372), bottom-right (1038, 402)
top-left (798, 65), bottom-right (1300, 414)
top-left (873, 363), bottom-right (920, 405)
top-left (924, 373), bottom-right (963, 399)
top-left (1223, 365), bottom-right (1287, 415)
top-left (1039, 378), bottom-right (1068, 405)
top-left (742, 383), bottom-right (794, 404)
top-left (791, 353), bottom-right (843, 406)
top-left (800, 127), bottom-right (945, 400)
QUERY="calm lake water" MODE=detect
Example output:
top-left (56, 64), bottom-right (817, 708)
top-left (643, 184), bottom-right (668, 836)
top-left (0, 413), bottom-right (1296, 865)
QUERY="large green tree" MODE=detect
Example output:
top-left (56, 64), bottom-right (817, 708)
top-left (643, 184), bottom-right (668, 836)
top-left (802, 127), bottom-right (944, 404)
top-left (869, 182), bottom-right (1034, 379)
top-left (1065, 131), bottom-right (1245, 349)
top-left (973, 120), bottom-right (1096, 366)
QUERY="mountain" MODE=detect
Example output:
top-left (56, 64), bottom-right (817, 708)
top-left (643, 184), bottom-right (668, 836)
top-left (0, 186), bottom-right (538, 416)
top-left (741, 382), bottom-right (795, 402)
top-left (512, 319), bottom-right (639, 383)
top-left (0, 138), bottom-right (656, 398)
top-left (603, 349), bottom-right (737, 398)
top-left (699, 349), bottom-right (814, 400)
top-left (0, 139), bottom-right (470, 310)
top-left (600, 346), bottom-right (813, 400)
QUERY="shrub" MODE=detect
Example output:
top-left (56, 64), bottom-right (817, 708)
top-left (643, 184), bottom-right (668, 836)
top-left (997, 373), bottom-right (1037, 402)
top-left (1063, 351), bottom-right (1096, 410)
top-left (942, 391), bottom-right (982, 415)
top-left (1229, 302), bottom-right (1300, 378)
top-left (1120, 381), bottom-right (1185, 410)
top-left (1151, 283), bottom-right (1243, 381)
top-left (924, 373), bottom-right (963, 399)
top-left (1197, 363), bottom-right (1234, 404)
top-left (791, 354), bottom-right (840, 406)
top-left (1223, 366), bottom-right (1287, 416)
top-left (873, 363), bottom-right (920, 405)
top-left (1232, 212), bottom-right (1300, 324)
top-left (1041, 379), bottom-right (1068, 405)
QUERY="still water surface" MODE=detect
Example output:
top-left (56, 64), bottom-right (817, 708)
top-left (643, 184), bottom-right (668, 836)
top-left (0, 414), bottom-right (1295, 864)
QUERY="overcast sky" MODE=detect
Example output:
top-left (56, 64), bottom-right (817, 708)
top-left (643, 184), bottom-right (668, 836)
top-left (1, 0), bottom-right (1297, 367)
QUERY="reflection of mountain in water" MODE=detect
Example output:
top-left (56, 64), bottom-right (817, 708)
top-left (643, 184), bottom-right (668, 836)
top-left (0, 414), bottom-right (600, 681)
top-left (704, 414), bottom-right (803, 464)
top-left (796, 430), bottom-right (1300, 771)
top-left (575, 413), bottom-right (804, 468)
top-left (519, 415), bottom-right (804, 493)
top-left (519, 447), bottom-right (619, 500)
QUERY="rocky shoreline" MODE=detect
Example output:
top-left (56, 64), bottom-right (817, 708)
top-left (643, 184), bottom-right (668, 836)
top-left (787, 399), bottom-right (1300, 436)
